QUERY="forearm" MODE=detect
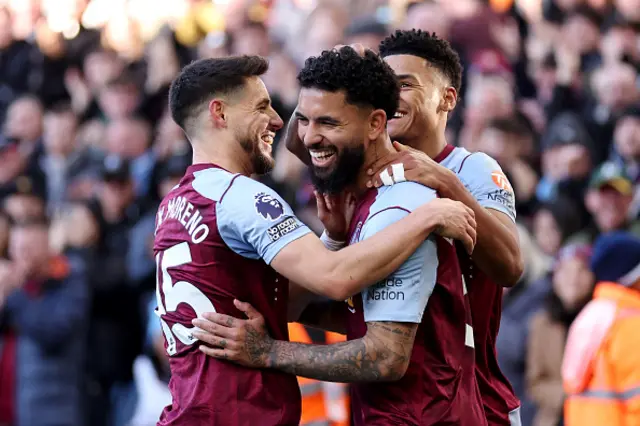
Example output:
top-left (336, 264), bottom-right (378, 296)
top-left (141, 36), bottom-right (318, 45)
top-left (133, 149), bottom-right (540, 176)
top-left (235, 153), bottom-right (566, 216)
top-left (267, 338), bottom-right (386, 383)
top-left (266, 321), bottom-right (413, 382)
top-left (297, 300), bottom-right (347, 335)
top-left (440, 175), bottom-right (522, 286)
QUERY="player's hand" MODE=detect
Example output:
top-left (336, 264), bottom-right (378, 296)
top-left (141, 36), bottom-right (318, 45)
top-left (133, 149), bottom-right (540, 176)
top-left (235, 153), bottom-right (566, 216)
top-left (366, 141), bottom-right (454, 192)
top-left (316, 191), bottom-right (356, 241)
top-left (422, 199), bottom-right (477, 255)
top-left (192, 299), bottom-right (273, 368)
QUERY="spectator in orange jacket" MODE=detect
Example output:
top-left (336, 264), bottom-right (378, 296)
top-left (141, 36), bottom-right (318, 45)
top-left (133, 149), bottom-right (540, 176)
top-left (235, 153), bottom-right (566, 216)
top-left (562, 231), bottom-right (640, 426)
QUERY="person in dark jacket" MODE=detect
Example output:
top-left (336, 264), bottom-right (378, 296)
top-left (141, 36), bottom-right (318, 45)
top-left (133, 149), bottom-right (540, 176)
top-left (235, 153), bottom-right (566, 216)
top-left (0, 217), bottom-right (90, 426)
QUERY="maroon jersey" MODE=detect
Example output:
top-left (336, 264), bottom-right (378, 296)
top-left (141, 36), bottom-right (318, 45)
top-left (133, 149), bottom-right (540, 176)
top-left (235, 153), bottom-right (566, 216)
top-left (438, 145), bottom-right (520, 424)
top-left (342, 184), bottom-right (486, 426)
top-left (153, 164), bottom-right (312, 425)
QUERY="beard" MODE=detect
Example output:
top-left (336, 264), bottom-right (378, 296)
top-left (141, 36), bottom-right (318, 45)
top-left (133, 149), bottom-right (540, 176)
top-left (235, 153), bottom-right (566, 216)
top-left (309, 144), bottom-right (365, 195)
top-left (237, 129), bottom-right (274, 175)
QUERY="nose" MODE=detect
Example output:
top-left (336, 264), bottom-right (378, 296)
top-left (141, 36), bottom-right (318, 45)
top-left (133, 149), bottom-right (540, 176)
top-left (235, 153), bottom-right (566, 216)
top-left (301, 122), bottom-right (323, 148)
top-left (269, 108), bottom-right (284, 131)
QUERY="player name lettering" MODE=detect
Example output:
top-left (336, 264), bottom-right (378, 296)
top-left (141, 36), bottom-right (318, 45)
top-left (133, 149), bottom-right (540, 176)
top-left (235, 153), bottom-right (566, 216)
top-left (366, 278), bottom-right (405, 301)
top-left (156, 196), bottom-right (210, 244)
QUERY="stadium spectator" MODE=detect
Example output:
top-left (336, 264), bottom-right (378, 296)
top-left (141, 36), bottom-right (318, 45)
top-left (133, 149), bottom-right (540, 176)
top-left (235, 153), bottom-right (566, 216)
top-left (0, 218), bottom-right (90, 426)
top-left (527, 243), bottom-right (595, 426)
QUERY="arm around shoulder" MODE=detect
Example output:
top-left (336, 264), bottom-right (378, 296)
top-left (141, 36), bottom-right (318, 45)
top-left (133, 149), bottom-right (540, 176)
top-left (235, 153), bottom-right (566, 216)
top-left (270, 204), bottom-right (440, 301)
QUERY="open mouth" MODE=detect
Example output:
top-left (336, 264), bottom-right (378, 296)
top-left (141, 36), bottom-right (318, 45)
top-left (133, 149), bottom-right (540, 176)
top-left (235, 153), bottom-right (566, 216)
top-left (390, 111), bottom-right (407, 120)
top-left (261, 132), bottom-right (275, 145)
top-left (309, 147), bottom-right (337, 168)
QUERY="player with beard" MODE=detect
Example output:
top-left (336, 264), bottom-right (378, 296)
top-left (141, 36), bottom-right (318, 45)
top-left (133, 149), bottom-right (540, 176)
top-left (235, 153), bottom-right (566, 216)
top-left (154, 55), bottom-right (477, 425)
top-left (365, 30), bottom-right (523, 426)
top-left (283, 33), bottom-right (524, 426)
top-left (192, 47), bottom-right (487, 426)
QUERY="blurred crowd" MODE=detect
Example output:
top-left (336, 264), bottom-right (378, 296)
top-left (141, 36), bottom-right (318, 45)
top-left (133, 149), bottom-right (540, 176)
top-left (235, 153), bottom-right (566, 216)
top-left (0, 0), bottom-right (639, 425)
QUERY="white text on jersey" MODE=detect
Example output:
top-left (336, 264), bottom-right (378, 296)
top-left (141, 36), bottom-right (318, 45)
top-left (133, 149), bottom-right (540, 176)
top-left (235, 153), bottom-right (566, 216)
top-left (156, 196), bottom-right (210, 244)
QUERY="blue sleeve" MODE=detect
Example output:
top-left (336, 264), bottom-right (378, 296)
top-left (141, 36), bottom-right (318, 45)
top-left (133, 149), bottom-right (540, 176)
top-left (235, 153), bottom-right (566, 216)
top-left (457, 152), bottom-right (516, 222)
top-left (215, 176), bottom-right (312, 264)
top-left (357, 183), bottom-right (439, 324)
top-left (359, 208), bottom-right (438, 323)
top-left (6, 263), bottom-right (90, 352)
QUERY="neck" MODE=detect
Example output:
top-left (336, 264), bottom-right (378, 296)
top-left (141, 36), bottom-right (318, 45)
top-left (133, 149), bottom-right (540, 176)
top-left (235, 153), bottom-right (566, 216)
top-left (408, 130), bottom-right (448, 160)
top-left (191, 132), bottom-right (253, 176)
top-left (352, 134), bottom-right (396, 197)
top-left (400, 118), bottom-right (448, 160)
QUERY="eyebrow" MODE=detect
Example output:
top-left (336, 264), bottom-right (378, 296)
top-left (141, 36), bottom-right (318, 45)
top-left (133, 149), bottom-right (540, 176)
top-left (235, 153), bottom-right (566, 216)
top-left (396, 74), bottom-right (419, 83)
top-left (294, 112), bottom-right (341, 125)
top-left (255, 97), bottom-right (270, 109)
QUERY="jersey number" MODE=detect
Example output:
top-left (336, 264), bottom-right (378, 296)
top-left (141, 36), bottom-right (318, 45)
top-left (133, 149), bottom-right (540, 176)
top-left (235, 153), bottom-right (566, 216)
top-left (155, 242), bottom-right (216, 356)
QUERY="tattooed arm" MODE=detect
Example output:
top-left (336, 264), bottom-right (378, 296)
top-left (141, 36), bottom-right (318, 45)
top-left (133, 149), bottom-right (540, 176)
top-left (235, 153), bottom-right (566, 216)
top-left (265, 321), bottom-right (416, 382)
top-left (193, 301), bottom-right (417, 382)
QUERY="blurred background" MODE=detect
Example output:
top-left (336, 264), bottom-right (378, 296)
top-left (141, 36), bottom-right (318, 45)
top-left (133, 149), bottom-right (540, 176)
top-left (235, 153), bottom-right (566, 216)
top-left (0, 0), bottom-right (639, 425)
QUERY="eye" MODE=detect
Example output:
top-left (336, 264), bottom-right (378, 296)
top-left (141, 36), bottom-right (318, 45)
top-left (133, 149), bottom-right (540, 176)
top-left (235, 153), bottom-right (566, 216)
top-left (400, 82), bottom-right (411, 89)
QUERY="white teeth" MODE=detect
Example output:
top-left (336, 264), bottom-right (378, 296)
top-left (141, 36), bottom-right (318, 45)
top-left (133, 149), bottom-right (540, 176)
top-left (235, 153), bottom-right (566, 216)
top-left (261, 134), bottom-right (274, 145)
top-left (310, 150), bottom-right (335, 160)
top-left (393, 112), bottom-right (406, 119)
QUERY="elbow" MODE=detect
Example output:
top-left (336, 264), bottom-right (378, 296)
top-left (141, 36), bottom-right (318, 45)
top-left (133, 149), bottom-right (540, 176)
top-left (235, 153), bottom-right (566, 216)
top-left (318, 273), bottom-right (352, 302)
top-left (324, 284), bottom-right (350, 302)
top-left (504, 252), bottom-right (525, 288)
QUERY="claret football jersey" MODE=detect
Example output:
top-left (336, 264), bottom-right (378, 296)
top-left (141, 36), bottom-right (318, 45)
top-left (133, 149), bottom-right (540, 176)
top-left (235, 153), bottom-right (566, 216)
top-left (438, 145), bottom-right (521, 425)
top-left (154, 163), bottom-right (311, 426)
top-left (343, 181), bottom-right (486, 426)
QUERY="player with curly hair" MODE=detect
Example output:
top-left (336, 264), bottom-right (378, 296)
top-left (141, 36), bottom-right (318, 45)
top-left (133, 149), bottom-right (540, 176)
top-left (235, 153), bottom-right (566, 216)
top-left (372, 29), bottom-right (524, 426)
top-left (193, 46), bottom-right (486, 426)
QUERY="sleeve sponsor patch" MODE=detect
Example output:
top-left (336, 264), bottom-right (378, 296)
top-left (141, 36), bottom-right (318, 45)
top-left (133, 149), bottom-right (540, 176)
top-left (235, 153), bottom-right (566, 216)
top-left (491, 171), bottom-right (513, 192)
top-left (486, 188), bottom-right (515, 210)
top-left (267, 217), bottom-right (300, 242)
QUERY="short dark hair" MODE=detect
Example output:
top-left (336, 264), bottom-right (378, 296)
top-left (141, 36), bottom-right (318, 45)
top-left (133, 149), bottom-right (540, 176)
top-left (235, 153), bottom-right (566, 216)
top-left (297, 47), bottom-right (399, 120)
top-left (169, 56), bottom-right (269, 132)
top-left (379, 29), bottom-right (463, 93)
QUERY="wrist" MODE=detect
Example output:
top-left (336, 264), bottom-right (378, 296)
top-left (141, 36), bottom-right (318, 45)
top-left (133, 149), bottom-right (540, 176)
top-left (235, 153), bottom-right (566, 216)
top-left (320, 230), bottom-right (346, 251)
top-left (436, 169), bottom-right (463, 199)
top-left (264, 338), bottom-right (279, 369)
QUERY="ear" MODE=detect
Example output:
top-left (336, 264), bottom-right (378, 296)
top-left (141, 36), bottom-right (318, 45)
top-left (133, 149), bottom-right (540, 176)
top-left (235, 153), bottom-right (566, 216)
top-left (367, 109), bottom-right (387, 141)
top-left (441, 87), bottom-right (457, 113)
top-left (209, 99), bottom-right (227, 129)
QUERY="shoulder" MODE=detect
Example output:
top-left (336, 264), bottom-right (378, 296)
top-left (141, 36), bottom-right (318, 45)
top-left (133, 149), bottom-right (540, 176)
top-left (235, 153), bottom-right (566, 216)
top-left (369, 181), bottom-right (436, 217)
top-left (454, 150), bottom-right (504, 178)
top-left (190, 167), bottom-right (244, 203)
